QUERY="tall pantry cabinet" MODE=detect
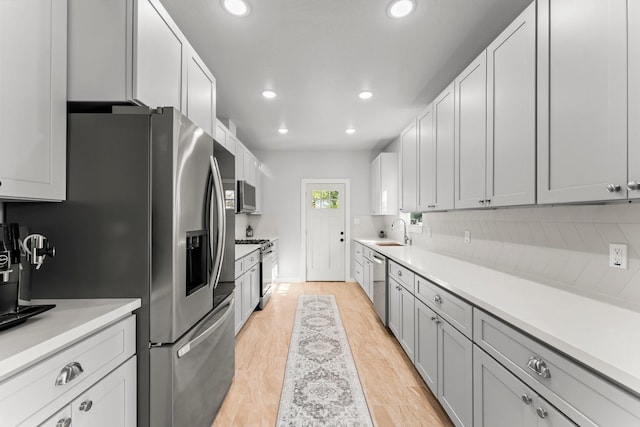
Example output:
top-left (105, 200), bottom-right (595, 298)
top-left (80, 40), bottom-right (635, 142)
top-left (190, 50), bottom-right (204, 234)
top-left (0, 0), bottom-right (67, 201)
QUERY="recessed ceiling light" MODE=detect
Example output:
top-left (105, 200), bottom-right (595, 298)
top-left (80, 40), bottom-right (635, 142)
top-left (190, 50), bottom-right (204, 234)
top-left (262, 90), bottom-right (277, 99)
top-left (222, 0), bottom-right (250, 17)
top-left (278, 127), bottom-right (288, 134)
top-left (358, 90), bottom-right (373, 100)
top-left (387, 0), bottom-right (415, 18)
top-left (346, 128), bottom-right (356, 135)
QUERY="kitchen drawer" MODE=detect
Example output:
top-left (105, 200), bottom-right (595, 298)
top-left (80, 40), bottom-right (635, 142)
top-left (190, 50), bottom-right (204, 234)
top-left (388, 260), bottom-right (414, 293)
top-left (0, 315), bottom-right (136, 427)
top-left (234, 259), bottom-right (243, 279)
top-left (415, 275), bottom-right (472, 339)
top-left (243, 250), bottom-right (259, 272)
top-left (362, 246), bottom-right (374, 261)
top-left (354, 242), bottom-right (364, 265)
top-left (474, 310), bottom-right (640, 426)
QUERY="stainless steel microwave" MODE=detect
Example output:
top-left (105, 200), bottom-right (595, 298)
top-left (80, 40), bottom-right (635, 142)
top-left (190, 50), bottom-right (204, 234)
top-left (237, 180), bottom-right (256, 213)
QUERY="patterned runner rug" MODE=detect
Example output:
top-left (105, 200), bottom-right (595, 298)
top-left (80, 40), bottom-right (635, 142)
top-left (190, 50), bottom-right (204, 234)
top-left (277, 295), bottom-right (374, 427)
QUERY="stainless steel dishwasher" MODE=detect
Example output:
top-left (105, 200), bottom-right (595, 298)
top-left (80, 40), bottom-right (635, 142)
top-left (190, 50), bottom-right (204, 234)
top-left (371, 251), bottom-right (388, 325)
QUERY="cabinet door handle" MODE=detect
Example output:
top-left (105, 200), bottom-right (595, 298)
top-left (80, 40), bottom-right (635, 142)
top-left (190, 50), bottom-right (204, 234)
top-left (521, 394), bottom-right (532, 404)
top-left (56, 418), bottom-right (72, 427)
top-left (251, 268), bottom-right (256, 273)
top-left (397, 270), bottom-right (402, 277)
top-left (628, 181), bottom-right (639, 191)
top-left (79, 400), bottom-right (93, 412)
top-left (433, 295), bottom-right (443, 304)
top-left (55, 362), bottom-right (84, 386)
top-left (430, 316), bottom-right (441, 325)
top-left (606, 184), bottom-right (621, 193)
top-left (479, 199), bottom-right (485, 204)
top-left (527, 357), bottom-right (551, 378)
top-left (536, 407), bottom-right (548, 419)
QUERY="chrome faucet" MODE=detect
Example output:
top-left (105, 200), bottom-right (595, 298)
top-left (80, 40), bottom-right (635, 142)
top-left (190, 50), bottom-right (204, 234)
top-left (392, 219), bottom-right (412, 245)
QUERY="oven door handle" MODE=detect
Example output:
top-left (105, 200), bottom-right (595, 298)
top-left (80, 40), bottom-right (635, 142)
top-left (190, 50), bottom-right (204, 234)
top-left (177, 296), bottom-right (233, 358)
top-left (372, 255), bottom-right (385, 264)
top-left (209, 156), bottom-right (226, 289)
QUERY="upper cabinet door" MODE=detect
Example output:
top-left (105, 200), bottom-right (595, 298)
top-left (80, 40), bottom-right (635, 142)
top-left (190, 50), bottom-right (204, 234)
top-left (629, 1), bottom-right (640, 199)
top-left (400, 121), bottom-right (418, 212)
top-left (186, 48), bottom-right (216, 136)
top-left (0, 0), bottom-right (67, 201)
top-left (486, 3), bottom-right (536, 207)
top-left (433, 83), bottom-right (456, 211)
top-left (134, 0), bottom-right (185, 110)
top-left (537, 0), bottom-right (628, 203)
top-left (417, 104), bottom-right (435, 211)
top-left (370, 155), bottom-right (381, 214)
top-left (455, 52), bottom-right (487, 209)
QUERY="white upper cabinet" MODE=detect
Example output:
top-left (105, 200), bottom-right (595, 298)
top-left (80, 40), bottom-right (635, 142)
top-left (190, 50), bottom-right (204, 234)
top-left (215, 119), bottom-right (236, 155)
top-left (186, 48), bottom-right (216, 136)
top-left (400, 121), bottom-right (418, 212)
top-left (486, 3), bottom-right (536, 207)
top-left (629, 1), bottom-right (640, 199)
top-left (370, 153), bottom-right (398, 215)
top-left (454, 51), bottom-right (488, 209)
top-left (537, 0), bottom-right (628, 203)
top-left (420, 83), bottom-right (456, 212)
top-left (417, 104), bottom-right (435, 211)
top-left (68, 0), bottom-right (217, 135)
top-left (0, 0), bottom-right (67, 201)
top-left (235, 137), bottom-right (245, 182)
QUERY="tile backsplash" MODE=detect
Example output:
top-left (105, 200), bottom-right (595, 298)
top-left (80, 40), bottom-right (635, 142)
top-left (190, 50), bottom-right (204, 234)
top-left (358, 203), bottom-right (640, 311)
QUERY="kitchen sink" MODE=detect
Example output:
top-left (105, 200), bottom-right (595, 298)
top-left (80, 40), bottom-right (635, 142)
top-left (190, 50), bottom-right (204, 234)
top-left (375, 242), bottom-right (404, 247)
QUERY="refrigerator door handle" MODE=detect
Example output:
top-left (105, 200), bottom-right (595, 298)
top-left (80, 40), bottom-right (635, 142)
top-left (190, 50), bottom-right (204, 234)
top-left (177, 296), bottom-right (234, 358)
top-left (209, 156), bottom-right (226, 289)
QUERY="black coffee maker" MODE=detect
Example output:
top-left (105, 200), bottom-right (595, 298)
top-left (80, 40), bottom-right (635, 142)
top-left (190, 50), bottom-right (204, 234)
top-left (0, 223), bottom-right (21, 315)
top-left (0, 222), bottom-right (56, 328)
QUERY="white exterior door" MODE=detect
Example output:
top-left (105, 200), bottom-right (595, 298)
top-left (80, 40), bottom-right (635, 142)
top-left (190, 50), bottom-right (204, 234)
top-left (305, 182), bottom-right (346, 281)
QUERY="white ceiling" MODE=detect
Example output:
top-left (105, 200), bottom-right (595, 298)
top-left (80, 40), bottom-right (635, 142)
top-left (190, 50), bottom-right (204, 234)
top-left (158, 0), bottom-right (532, 152)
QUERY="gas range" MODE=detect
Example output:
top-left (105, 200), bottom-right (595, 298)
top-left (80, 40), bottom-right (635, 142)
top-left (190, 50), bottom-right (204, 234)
top-left (235, 239), bottom-right (273, 253)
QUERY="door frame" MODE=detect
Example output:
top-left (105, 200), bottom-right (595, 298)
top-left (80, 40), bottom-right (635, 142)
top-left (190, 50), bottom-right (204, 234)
top-left (300, 179), bottom-right (351, 282)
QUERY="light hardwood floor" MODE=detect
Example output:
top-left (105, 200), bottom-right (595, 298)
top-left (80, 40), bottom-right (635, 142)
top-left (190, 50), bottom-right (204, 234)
top-left (212, 281), bottom-right (454, 427)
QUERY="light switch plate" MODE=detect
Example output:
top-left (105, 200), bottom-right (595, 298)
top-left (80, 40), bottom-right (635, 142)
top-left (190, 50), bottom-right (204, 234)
top-left (609, 243), bottom-right (628, 269)
top-left (464, 230), bottom-right (470, 244)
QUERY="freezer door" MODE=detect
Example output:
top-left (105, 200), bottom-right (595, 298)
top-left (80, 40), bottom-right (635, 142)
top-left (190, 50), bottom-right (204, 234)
top-left (150, 294), bottom-right (235, 427)
top-left (151, 108), bottom-right (215, 343)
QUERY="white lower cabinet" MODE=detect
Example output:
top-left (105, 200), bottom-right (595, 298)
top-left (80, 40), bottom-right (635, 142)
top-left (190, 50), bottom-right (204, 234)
top-left (234, 250), bottom-right (260, 335)
top-left (415, 299), bottom-right (472, 427)
top-left (474, 346), bottom-right (574, 427)
top-left (389, 277), bottom-right (415, 362)
top-left (2, 315), bottom-right (137, 427)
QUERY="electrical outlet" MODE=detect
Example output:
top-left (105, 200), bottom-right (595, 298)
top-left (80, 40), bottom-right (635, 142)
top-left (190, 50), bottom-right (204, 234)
top-left (609, 243), bottom-right (628, 269)
top-left (464, 230), bottom-right (470, 244)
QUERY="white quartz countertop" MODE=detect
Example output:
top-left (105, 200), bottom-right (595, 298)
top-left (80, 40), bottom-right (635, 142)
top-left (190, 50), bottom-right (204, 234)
top-left (235, 244), bottom-right (260, 260)
top-left (356, 238), bottom-right (640, 396)
top-left (0, 298), bottom-right (140, 382)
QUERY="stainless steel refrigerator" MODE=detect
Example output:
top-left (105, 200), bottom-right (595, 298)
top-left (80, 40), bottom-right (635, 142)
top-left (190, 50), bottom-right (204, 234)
top-left (7, 106), bottom-right (236, 427)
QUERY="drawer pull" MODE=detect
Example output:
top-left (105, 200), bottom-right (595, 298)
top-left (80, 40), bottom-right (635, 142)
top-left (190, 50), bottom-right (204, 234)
top-left (79, 400), bottom-right (93, 412)
top-left (56, 418), bottom-right (72, 427)
top-left (430, 316), bottom-right (441, 325)
top-left (527, 357), bottom-right (551, 378)
top-left (521, 394), bottom-right (532, 404)
top-left (433, 295), bottom-right (443, 304)
top-left (397, 270), bottom-right (403, 277)
top-left (536, 407), bottom-right (548, 419)
top-left (55, 362), bottom-right (84, 386)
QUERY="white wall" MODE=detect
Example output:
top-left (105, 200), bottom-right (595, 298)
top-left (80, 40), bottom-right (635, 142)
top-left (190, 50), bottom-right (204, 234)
top-left (249, 150), bottom-right (371, 281)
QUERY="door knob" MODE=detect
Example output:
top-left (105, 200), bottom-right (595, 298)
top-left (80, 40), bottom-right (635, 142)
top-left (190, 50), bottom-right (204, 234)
top-left (79, 400), bottom-right (93, 412)
top-left (628, 181), bottom-right (640, 191)
top-left (536, 407), bottom-right (548, 419)
top-left (606, 184), bottom-right (621, 193)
